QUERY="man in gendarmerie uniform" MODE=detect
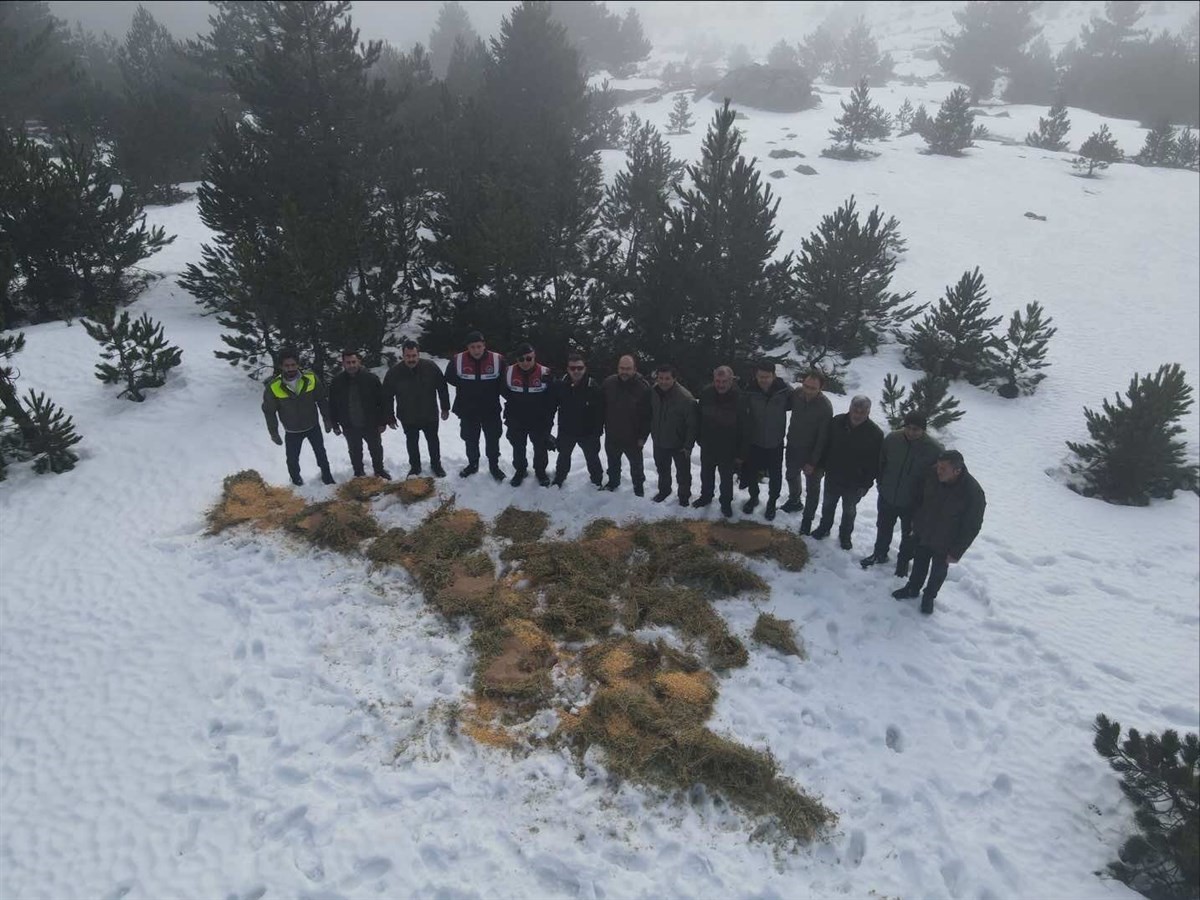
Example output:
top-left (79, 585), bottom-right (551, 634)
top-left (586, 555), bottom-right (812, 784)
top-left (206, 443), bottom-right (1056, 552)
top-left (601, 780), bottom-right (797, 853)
top-left (502, 342), bottom-right (557, 487)
top-left (444, 330), bottom-right (506, 481)
top-left (552, 352), bottom-right (605, 488)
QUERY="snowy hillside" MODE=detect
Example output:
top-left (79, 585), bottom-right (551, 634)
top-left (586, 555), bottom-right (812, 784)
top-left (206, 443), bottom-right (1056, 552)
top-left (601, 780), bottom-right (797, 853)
top-left (3, 42), bottom-right (1200, 900)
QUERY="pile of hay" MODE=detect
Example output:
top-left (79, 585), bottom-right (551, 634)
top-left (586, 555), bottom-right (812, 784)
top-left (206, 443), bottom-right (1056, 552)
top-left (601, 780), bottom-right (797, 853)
top-left (621, 585), bottom-right (748, 671)
top-left (572, 636), bottom-right (834, 843)
top-left (691, 520), bottom-right (810, 572)
top-left (336, 475), bottom-right (436, 505)
top-left (207, 470), bottom-right (306, 534)
top-left (288, 500), bottom-right (381, 552)
top-left (751, 612), bottom-right (804, 658)
top-left (473, 617), bottom-right (557, 705)
top-left (493, 506), bottom-right (550, 543)
top-left (502, 539), bottom-right (622, 640)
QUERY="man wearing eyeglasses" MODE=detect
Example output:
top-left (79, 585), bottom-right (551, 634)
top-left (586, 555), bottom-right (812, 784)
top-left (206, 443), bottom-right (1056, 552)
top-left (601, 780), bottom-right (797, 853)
top-left (502, 343), bottom-right (557, 487)
top-left (444, 330), bottom-right (506, 481)
top-left (552, 353), bottom-right (605, 488)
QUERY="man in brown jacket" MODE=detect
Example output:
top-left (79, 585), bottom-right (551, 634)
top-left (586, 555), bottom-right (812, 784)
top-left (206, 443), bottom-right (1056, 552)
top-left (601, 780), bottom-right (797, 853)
top-left (601, 354), bottom-right (652, 496)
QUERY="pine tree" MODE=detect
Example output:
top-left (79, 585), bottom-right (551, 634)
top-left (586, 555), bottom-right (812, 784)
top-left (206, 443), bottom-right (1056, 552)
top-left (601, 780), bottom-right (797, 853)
top-left (727, 44), bottom-right (752, 70)
top-left (422, 0), bottom-right (607, 365)
top-left (444, 34), bottom-right (488, 98)
top-left (1092, 714), bottom-right (1199, 900)
top-left (668, 92), bottom-right (694, 134)
top-left (1025, 100), bottom-right (1071, 151)
top-left (937, 0), bottom-right (1042, 101)
top-left (1005, 36), bottom-right (1059, 104)
top-left (547, 1), bottom-right (651, 76)
top-left (588, 78), bottom-right (625, 149)
top-left (910, 103), bottom-right (931, 138)
top-left (602, 119), bottom-right (685, 279)
top-left (179, 1), bottom-right (399, 378)
top-left (790, 196), bottom-right (919, 372)
top-left (1175, 128), bottom-right (1200, 170)
top-left (828, 18), bottom-right (894, 86)
top-left (1067, 363), bottom-right (1198, 505)
top-left (21, 389), bottom-right (82, 474)
top-left (901, 268), bottom-right (1002, 382)
top-left (824, 77), bottom-right (892, 159)
top-left (798, 24), bottom-right (836, 80)
top-left (1137, 120), bottom-right (1179, 167)
top-left (0, 325), bottom-right (82, 476)
top-left (924, 87), bottom-right (976, 155)
top-left (1073, 123), bottom-right (1122, 176)
top-left (995, 301), bottom-right (1055, 398)
top-left (895, 98), bottom-right (914, 134)
top-left (81, 309), bottom-right (183, 401)
top-left (428, 1), bottom-right (478, 78)
top-left (767, 39), bottom-right (800, 70)
top-left (623, 100), bottom-right (793, 388)
top-left (880, 372), bottom-right (965, 432)
top-left (0, 127), bottom-right (174, 323)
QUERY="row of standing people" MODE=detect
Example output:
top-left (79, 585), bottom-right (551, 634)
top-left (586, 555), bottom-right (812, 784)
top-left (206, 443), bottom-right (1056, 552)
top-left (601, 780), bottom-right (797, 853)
top-left (261, 332), bottom-right (986, 615)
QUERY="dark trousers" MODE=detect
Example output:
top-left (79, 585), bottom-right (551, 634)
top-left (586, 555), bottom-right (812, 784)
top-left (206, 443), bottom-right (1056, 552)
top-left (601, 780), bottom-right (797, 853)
top-left (508, 425), bottom-right (550, 475)
top-left (786, 469), bottom-right (823, 524)
top-left (746, 444), bottom-right (784, 501)
top-left (605, 437), bottom-right (645, 488)
top-left (460, 414), bottom-right (502, 465)
top-left (403, 422), bottom-right (441, 470)
top-left (653, 444), bottom-right (692, 499)
top-left (284, 426), bottom-right (330, 481)
top-left (343, 425), bottom-right (385, 476)
top-left (818, 477), bottom-right (865, 540)
top-left (699, 449), bottom-right (736, 505)
top-left (555, 434), bottom-right (603, 483)
top-left (906, 545), bottom-right (950, 599)
top-left (873, 498), bottom-right (916, 561)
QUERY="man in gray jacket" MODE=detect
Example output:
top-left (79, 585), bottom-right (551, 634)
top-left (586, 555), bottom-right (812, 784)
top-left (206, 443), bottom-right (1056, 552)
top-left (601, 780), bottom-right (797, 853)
top-left (782, 370), bottom-right (833, 533)
top-left (261, 346), bottom-right (335, 486)
top-left (860, 412), bottom-right (942, 575)
top-left (742, 361), bottom-right (792, 521)
top-left (649, 363), bottom-right (698, 506)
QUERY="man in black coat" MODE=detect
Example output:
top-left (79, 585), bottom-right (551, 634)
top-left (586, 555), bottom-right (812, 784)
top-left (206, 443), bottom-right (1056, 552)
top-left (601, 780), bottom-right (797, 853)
top-left (502, 342), bottom-right (557, 487)
top-left (782, 370), bottom-right (834, 533)
top-left (741, 361), bottom-right (792, 521)
top-left (692, 365), bottom-right (747, 518)
top-left (893, 450), bottom-right (987, 615)
top-left (553, 352), bottom-right (605, 487)
top-left (811, 395), bottom-right (885, 550)
top-left (601, 354), bottom-right (652, 496)
top-left (328, 349), bottom-right (391, 479)
top-left (444, 330), bottom-right (506, 481)
top-left (383, 340), bottom-right (450, 477)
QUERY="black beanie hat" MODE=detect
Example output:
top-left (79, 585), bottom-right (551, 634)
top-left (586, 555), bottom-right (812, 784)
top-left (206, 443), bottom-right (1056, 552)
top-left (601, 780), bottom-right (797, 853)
top-left (465, 330), bottom-right (484, 345)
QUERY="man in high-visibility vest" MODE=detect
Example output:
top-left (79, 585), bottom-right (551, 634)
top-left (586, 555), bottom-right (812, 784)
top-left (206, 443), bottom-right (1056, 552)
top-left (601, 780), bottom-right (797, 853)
top-left (262, 346), bottom-right (336, 486)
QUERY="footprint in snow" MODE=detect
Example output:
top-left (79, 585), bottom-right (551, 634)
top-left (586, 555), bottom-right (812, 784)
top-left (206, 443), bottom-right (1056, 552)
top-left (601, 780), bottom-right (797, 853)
top-left (901, 662), bottom-right (933, 685)
top-left (845, 829), bottom-right (866, 868)
top-left (885, 724), bottom-right (905, 753)
top-left (986, 845), bottom-right (1020, 888)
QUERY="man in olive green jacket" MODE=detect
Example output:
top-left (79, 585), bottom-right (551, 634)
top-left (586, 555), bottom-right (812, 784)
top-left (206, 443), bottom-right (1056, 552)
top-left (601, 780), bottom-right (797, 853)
top-left (649, 363), bottom-right (698, 505)
top-left (261, 347), bottom-right (335, 486)
top-left (861, 412), bottom-right (942, 576)
top-left (782, 370), bottom-right (833, 532)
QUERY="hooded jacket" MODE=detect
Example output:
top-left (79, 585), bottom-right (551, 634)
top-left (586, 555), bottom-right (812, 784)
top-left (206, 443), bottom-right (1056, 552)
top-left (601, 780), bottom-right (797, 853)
top-left (697, 383), bottom-right (749, 461)
top-left (650, 382), bottom-right (698, 451)
top-left (786, 390), bottom-right (833, 469)
top-left (383, 358), bottom-right (450, 427)
top-left (556, 373), bottom-right (604, 439)
top-left (912, 466), bottom-right (986, 558)
top-left (877, 430), bottom-right (943, 508)
top-left (743, 377), bottom-right (793, 450)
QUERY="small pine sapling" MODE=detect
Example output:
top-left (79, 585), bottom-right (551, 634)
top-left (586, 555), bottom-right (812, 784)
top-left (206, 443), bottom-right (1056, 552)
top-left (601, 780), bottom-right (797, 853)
top-left (995, 301), bottom-right (1056, 398)
top-left (880, 372), bottom-right (964, 432)
top-left (972, 122), bottom-right (990, 142)
top-left (923, 87), bottom-right (975, 155)
top-left (900, 267), bottom-right (1002, 383)
top-left (1073, 124), bottom-right (1122, 177)
top-left (1173, 128), bottom-right (1199, 170)
top-left (895, 98), bottom-right (914, 134)
top-left (823, 77), bottom-right (892, 160)
top-left (21, 389), bottom-right (82, 474)
top-left (1093, 714), bottom-right (1199, 900)
top-left (910, 103), bottom-right (931, 138)
top-left (1025, 100), bottom-right (1071, 151)
top-left (668, 93), bottom-right (695, 134)
top-left (82, 310), bottom-right (183, 402)
top-left (1067, 363), bottom-right (1198, 505)
top-left (1136, 120), bottom-right (1178, 167)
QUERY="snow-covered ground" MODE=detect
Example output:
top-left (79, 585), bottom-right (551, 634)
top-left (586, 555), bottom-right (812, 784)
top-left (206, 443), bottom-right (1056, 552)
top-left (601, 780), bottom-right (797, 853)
top-left (3, 39), bottom-right (1200, 900)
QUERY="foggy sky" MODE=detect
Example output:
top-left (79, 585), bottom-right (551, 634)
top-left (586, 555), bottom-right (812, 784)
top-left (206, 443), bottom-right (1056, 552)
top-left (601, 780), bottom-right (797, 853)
top-left (47, 0), bottom-right (831, 53)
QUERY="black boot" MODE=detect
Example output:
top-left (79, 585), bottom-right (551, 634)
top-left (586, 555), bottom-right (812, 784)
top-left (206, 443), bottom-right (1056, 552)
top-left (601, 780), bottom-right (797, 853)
top-left (291, 475), bottom-right (304, 486)
top-left (489, 461), bottom-right (505, 482)
top-left (407, 464), bottom-right (422, 477)
top-left (920, 594), bottom-right (936, 615)
top-left (809, 525), bottom-right (829, 540)
top-left (677, 494), bottom-right (691, 507)
top-left (720, 501), bottom-right (733, 518)
top-left (892, 586), bottom-right (919, 600)
top-left (652, 489), bottom-right (671, 503)
top-left (633, 483), bottom-right (644, 498)
top-left (374, 468), bottom-right (392, 480)
top-left (603, 480), bottom-right (619, 492)
top-left (321, 469), bottom-right (336, 486)
top-left (692, 496), bottom-right (713, 508)
top-left (839, 535), bottom-right (853, 550)
top-left (552, 475), bottom-right (566, 488)
top-left (799, 518), bottom-right (813, 536)
top-left (536, 471), bottom-right (551, 487)
top-left (894, 560), bottom-right (910, 578)
top-left (764, 499), bottom-right (777, 521)
top-left (431, 462), bottom-right (446, 478)
top-left (510, 469), bottom-right (527, 487)
top-left (742, 496), bottom-right (759, 514)
top-left (460, 461), bottom-right (479, 478)
top-left (860, 551), bottom-right (890, 569)
top-left (780, 496), bottom-right (802, 513)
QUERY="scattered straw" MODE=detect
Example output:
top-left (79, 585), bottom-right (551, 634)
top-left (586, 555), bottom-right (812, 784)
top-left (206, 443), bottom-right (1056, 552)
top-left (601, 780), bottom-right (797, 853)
top-left (288, 500), bottom-right (381, 552)
top-left (493, 506), bottom-right (550, 543)
top-left (207, 470), bottom-right (306, 534)
top-left (752, 613), bottom-right (805, 658)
